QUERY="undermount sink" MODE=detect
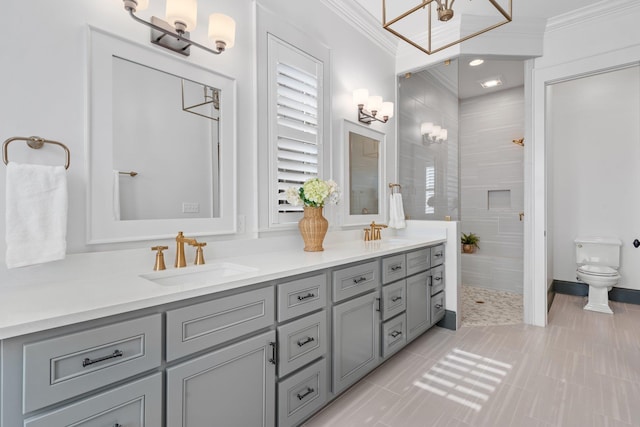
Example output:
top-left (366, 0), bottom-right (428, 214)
top-left (140, 262), bottom-right (258, 287)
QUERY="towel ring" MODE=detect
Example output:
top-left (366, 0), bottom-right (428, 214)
top-left (2, 136), bottom-right (71, 170)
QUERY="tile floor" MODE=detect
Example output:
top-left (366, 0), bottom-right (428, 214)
top-left (303, 294), bottom-right (640, 426)
top-left (461, 285), bottom-right (523, 327)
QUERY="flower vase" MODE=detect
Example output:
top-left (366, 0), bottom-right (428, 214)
top-left (299, 206), bottom-right (329, 252)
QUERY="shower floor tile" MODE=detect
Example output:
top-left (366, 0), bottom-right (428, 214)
top-left (462, 285), bottom-right (523, 327)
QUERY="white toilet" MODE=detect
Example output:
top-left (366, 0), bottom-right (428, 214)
top-left (575, 237), bottom-right (622, 314)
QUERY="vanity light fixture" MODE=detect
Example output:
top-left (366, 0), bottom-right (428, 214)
top-left (122, 0), bottom-right (235, 56)
top-left (421, 122), bottom-right (448, 144)
top-left (353, 89), bottom-right (394, 124)
top-left (382, 0), bottom-right (512, 55)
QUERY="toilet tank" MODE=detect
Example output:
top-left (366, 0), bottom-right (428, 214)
top-left (575, 237), bottom-right (622, 268)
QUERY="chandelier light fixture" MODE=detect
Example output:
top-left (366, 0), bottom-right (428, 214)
top-left (122, 0), bottom-right (235, 56)
top-left (382, 0), bottom-right (512, 55)
top-left (353, 89), bottom-right (394, 124)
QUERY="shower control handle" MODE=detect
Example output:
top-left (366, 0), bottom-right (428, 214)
top-left (634, 239), bottom-right (640, 249)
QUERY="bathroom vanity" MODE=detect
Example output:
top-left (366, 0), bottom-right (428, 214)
top-left (0, 235), bottom-right (450, 427)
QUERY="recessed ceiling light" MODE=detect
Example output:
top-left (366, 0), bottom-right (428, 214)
top-left (469, 59), bottom-right (484, 67)
top-left (480, 77), bottom-right (504, 89)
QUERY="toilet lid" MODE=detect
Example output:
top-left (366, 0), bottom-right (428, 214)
top-left (578, 265), bottom-right (618, 276)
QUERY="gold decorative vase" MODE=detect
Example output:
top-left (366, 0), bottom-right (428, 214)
top-left (299, 206), bottom-right (329, 252)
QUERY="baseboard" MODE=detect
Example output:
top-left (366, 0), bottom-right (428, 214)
top-left (552, 280), bottom-right (640, 305)
top-left (437, 310), bottom-right (456, 331)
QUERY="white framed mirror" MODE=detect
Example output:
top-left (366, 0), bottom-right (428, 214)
top-left (342, 120), bottom-right (386, 226)
top-left (87, 27), bottom-right (236, 243)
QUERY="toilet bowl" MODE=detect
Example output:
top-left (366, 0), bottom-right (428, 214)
top-left (575, 237), bottom-right (622, 314)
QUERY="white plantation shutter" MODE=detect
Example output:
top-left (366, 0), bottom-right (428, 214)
top-left (268, 35), bottom-right (324, 225)
top-left (425, 166), bottom-right (435, 214)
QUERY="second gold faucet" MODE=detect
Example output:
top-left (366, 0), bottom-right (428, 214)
top-left (175, 231), bottom-right (206, 267)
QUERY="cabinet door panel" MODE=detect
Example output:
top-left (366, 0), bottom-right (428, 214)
top-left (167, 331), bottom-right (275, 427)
top-left (406, 272), bottom-right (431, 341)
top-left (332, 292), bottom-right (380, 395)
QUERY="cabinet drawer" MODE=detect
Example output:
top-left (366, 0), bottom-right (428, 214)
top-left (24, 373), bottom-right (162, 427)
top-left (278, 311), bottom-right (327, 377)
top-left (431, 244), bottom-right (445, 267)
top-left (431, 292), bottom-right (446, 325)
top-left (381, 280), bottom-right (406, 321)
top-left (277, 273), bottom-right (327, 322)
top-left (406, 248), bottom-right (431, 276)
top-left (382, 314), bottom-right (406, 358)
top-left (332, 260), bottom-right (380, 302)
top-left (166, 286), bottom-right (274, 361)
top-left (382, 254), bottom-right (406, 284)
top-left (431, 265), bottom-right (445, 295)
top-left (23, 314), bottom-right (161, 413)
top-left (278, 358), bottom-right (327, 427)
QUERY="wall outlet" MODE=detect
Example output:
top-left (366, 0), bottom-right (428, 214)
top-left (237, 214), bottom-right (245, 233)
top-left (182, 202), bottom-right (200, 214)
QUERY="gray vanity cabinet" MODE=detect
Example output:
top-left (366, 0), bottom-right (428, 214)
top-left (332, 290), bottom-right (380, 394)
top-left (406, 271), bottom-right (432, 341)
top-left (166, 330), bottom-right (276, 427)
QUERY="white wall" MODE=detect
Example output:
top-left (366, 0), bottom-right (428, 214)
top-left (0, 0), bottom-right (396, 261)
top-left (549, 66), bottom-right (640, 290)
top-left (460, 86), bottom-right (525, 294)
top-left (529, 0), bottom-right (640, 324)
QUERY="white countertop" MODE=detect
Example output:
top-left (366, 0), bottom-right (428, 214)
top-left (0, 232), bottom-right (446, 340)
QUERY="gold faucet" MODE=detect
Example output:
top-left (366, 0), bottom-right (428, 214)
top-left (364, 221), bottom-right (388, 241)
top-left (175, 231), bottom-right (202, 268)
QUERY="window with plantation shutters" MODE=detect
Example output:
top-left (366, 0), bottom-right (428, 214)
top-left (267, 35), bottom-right (325, 225)
top-left (425, 166), bottom-right (435, 214)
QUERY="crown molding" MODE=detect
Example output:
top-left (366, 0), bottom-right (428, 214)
top-left (546, 0), bottom-right (639, 32)
top-left (319, 0), bottom-right (398, 56)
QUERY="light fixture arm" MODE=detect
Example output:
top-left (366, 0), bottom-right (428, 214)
top-left (124, 4), bottom-right (226, 56)
top-left (357, 104), bottom-right (389, 124)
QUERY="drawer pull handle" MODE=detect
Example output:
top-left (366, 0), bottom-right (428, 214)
top-left (390, 330), bottom-right (402, 338)
top-left (353, 276), bottom-right (367, 284)
top-left (391, 296), bottom-right (402, 302)
top-left (391, 265), bottom-right (403, 271)
top-left (297, 336), bottom-right (315, 347)
top-left (268, 342), bottom-right (277, 365)
top-left (297, 292), bottom-right (316, 301)
top-left (82, 349), bottom-right (123, 367)
top-left (297, 387), bottom-right (315, 401)
top-left (435, 303), bottom-right (443, 309)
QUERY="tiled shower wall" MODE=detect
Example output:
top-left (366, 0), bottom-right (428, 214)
top-left (460, 86), bottom-right (524, 294)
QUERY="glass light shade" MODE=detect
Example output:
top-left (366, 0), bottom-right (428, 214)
top-left (134, 0), bottom-right (149, 11)
top-left (380, 102), bottom-right (394, 118)
top-left (166, 0), bottom-right (198, 31)
top-left (367, 96), bottom-right (383, 113)
top-left (421, 122), bottom-right (434, 135)
top-left (353, 88), bottom-right (369, 106)
top-left (208, 13), bottom-right (236, 48)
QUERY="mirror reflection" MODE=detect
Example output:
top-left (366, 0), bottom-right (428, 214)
top-left (349, 131), bottom-right (379, 215)
top-left (112, 57), bottom-right (220, 221)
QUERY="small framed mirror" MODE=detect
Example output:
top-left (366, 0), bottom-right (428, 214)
top-left (342, 120), bottom-right (386, 226)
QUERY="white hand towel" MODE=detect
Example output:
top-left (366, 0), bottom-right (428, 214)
top-left (388, 193), bottom-right (406, 229)
top-left (6, 162), bottom-right (68, 268)
top-left (113, 170), bottom-right (121, 221)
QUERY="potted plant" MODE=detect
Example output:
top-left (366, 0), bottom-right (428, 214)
top-left (461, 232), bottom-right (480, 254)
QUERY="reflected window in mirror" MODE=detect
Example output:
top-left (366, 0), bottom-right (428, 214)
top-left (342, 120), bottom-right (386, 226)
